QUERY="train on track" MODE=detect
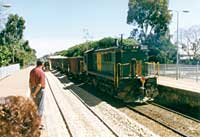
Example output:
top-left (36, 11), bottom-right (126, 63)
top-left (48, 44), bottom-right (159, 103)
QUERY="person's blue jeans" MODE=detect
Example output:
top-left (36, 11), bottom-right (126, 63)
top-left (31, 88), bottom-right (45, 117)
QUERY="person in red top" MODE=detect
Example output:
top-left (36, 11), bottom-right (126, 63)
top-left (29, 60), bottom-right (45, 130)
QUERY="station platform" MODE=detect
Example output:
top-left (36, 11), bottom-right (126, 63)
top-left (158, 76), bottom-right (200, 93)
top-left (157, 76), bottom-right (200, 111)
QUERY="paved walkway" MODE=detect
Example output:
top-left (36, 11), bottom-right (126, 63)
top-left (0, 66), bottom-right (32, 97)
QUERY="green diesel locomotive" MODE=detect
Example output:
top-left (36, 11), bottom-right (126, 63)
top-left (84, 45), bottom-right (159, 102)
top-left (48, 44), bottom-right (159, 103)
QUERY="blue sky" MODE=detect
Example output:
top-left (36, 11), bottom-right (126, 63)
top-left (2, 0), bottom-right (200, 57)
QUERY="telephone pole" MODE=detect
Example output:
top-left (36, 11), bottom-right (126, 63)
top-left (169, 10), bottom-right (189, 80)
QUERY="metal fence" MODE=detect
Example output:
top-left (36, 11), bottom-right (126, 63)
top-left (0, 64), bottom-right (20, 79)
top-left (156, 64), bottom-right (200, 82)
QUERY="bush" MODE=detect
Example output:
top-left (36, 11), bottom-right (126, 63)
top-left (0, 96), bottom-right (40, 137)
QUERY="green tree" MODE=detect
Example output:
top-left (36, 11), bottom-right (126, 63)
top-left (127, 0), bottom-right (173, 62)
top-left (0, 14), bottom-right (25, 45)
top-left (14, 40), bottom-right (36, 66)
top-left (0, 14), bottom-right (36, 67)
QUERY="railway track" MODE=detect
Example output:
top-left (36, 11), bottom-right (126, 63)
top-left (150, 102), bottom-right (200, 123)
top-left (47, 71), bottom-right (200, 136)
top-left (46, 72), bottom-right (119, 137)
top-left (77, 81), bottom-right (200, 136)
top-left (69, 79), bottom-right (200, 136)
top-left (69, 82), bottom-right (200, 137)
top-left (126, 102), bottom-right (200, 137)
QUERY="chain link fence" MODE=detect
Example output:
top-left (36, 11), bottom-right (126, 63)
top-left (0, 64), bottom-right (20, 79)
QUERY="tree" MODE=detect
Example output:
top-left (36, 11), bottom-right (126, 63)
top-left (14, 40), bottom-right (36, 66)
top-left (0, 14), bottom-right (25, 45)
top-left (179, 26), bottom-right (200, 63)
top-left (127, 0), bottom-right (172, 62)
top-left (127, 0), bottom-right (171, 40)
top-left (0, 14), bottom-right (26, 64)
top-left (0, 14), bottom-right (36, 67)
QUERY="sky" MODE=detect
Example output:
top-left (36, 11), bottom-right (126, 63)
top-left (1, 0), bottom-right (200, 57)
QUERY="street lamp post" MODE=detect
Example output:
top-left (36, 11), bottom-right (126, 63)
top-left (176, 11), bottom-right (179, 80)
top-left (0, 4), bottom-right (11, 29)
top-left (1, 4), bottom-right (11, 8)
top-left (170, 10), bottom-right (189, 80)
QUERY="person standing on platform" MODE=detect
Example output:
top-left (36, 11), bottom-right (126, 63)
top-left (29, 60), bottom-right (45, 130)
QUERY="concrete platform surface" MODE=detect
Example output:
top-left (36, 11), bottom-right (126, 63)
top-left (158, 76), bottom-right (200, 93)
top-left (0, 66), bottom-right (32, 97)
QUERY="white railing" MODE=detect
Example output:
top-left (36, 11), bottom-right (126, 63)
top-left (158, 64), bottom-right (200, 82)
top-left (0, 64), bottom-right (20, 79)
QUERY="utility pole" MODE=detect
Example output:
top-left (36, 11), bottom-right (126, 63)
top-left (169, 10), bottom-right (189, 80)
top-left (83, 28), bottom-right (89, 42)
top-left (83, 28), bottom-right (93, 42)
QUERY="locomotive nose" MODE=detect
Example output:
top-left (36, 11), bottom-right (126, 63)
top-left (117, 77), bottom-right (158, 103)
top-left (117, 80), bottom-right (145, 103)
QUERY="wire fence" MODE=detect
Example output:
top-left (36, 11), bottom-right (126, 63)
top-left (148, 63), bottom-right (200, 82)
top-left (0, 64), bottom-right (20, 80)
